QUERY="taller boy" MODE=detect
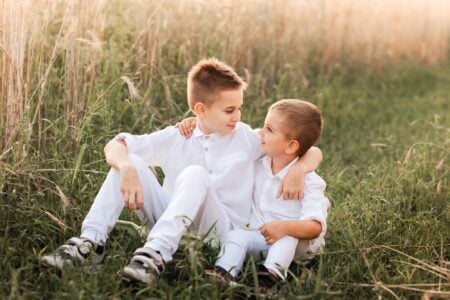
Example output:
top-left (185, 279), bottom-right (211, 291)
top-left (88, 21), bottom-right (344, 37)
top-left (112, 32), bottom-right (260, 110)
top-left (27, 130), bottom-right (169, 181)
top-left (42, 59), bottom-right (322, 284)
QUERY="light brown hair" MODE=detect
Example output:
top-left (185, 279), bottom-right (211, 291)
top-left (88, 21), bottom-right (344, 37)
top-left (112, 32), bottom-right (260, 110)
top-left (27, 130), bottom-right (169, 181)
top-left (187, 58), bottom-right (247, 109)
top-left (269, 99), bottom-right (323, 157)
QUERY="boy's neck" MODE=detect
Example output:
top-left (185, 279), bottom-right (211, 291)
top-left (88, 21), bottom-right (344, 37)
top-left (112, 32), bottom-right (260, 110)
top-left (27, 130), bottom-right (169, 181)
top-left (197, 119), bottom-right (214, 135)
top-left (270, 153), bottom-right (298, 175)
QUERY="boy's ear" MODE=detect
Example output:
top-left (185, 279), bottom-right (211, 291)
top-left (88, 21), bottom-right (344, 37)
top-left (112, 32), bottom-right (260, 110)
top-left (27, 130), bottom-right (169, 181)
top-left (193, 102), bottom-right (206, 117)
top-left (285, 139), bottom-right (300, 155)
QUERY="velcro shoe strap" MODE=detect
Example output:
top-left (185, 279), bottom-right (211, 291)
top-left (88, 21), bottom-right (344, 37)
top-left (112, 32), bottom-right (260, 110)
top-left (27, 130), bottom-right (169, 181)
top-left (131, 255), bottom-right (162, 275)
top-left (67, 237), bottom-right (85, 247)
top-left (133, 247), bottom-right (165, 271)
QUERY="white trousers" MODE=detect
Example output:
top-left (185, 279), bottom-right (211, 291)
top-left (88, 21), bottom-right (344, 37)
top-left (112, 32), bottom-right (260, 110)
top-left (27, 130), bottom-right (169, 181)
top-left (215, 229), bottom-right (300, 280)
top-left (81, 154), bottom-right (231, 262)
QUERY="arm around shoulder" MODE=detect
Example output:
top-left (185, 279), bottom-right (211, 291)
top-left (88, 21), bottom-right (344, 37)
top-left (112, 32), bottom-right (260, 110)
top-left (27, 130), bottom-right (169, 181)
top-left (297, 146), bottom-right (322, 173)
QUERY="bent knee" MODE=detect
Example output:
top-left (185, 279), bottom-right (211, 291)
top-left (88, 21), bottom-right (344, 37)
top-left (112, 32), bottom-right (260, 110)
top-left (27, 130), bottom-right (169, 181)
top-left (224, 229), bottom-right (250, 246)
top-left (177, 165), bottom-right (209, 185)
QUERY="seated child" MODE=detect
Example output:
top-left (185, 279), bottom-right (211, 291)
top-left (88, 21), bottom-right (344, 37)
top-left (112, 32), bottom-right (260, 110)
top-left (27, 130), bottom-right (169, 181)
top-left (41, 59), bottom-right (322, 285)
top-left (204, 99), bottom-right (329, 290)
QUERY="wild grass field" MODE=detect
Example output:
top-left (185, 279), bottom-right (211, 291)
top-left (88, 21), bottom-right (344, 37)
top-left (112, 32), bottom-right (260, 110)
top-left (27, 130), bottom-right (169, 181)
top-left (1, 0), bottom-right (449, 299)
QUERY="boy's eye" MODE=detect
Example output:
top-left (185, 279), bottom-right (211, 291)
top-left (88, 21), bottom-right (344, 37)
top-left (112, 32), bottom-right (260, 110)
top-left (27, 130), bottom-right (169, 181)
top-left (225, 109), bottom-right (234, 114)
top-left (267, 127), bottom-right (273, 133)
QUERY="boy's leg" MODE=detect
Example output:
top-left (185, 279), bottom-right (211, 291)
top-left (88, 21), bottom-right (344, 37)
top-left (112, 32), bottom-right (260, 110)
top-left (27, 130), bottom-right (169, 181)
top-left (143, 165), bottom-right (232, 262)
top-left (263, 236), bottom-right (299, 280)
top-left (215, 229), bottom-right (267, 278)
top-left (81, 154), bottom-right (170, 245)
top-left (42, 154), bottom-right (169, 268)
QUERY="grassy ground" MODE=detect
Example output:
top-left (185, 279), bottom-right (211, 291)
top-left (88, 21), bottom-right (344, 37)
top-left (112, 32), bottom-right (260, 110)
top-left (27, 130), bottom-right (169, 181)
top-left (1, 61), bottom-right (449, 298)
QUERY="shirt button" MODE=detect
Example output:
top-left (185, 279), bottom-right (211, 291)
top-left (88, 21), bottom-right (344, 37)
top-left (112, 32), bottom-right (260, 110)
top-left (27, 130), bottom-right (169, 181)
top-left (205, 136), bottom-right (209, 140)
top-left (204, 147), bottom-right (208, 152)
top-left (208, 169), bottom-right (213, 174)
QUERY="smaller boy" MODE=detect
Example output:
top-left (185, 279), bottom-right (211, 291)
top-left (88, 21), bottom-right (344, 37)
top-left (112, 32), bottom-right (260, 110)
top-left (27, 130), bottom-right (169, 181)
top-left (205, 99), bottom-right (329, 290)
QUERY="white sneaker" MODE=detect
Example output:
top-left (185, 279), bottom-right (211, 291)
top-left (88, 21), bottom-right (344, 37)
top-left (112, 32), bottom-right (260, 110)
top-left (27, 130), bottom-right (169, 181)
top-left (41, 237), bottom-right (105, 269)
top-left (123, 247), bottom-right (165, 284)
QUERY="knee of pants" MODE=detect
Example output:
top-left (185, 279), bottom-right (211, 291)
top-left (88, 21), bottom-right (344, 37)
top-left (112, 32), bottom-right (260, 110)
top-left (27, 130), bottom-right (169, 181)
top-left (176, 165), bottom-right (209, 187)
top-left (223, 229), bottom-right (251, 250)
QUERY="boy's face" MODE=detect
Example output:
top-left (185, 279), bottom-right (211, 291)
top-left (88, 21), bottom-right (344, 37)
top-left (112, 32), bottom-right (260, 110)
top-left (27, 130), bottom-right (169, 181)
top-left (197, 88), bottom-right (243, 135)
top-left (259, 110), bottom-right (292, 156)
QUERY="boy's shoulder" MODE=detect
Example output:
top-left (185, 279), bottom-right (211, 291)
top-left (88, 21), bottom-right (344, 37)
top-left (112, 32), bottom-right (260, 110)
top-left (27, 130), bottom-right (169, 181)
top-left (304, 171), bottom-right (326, 190)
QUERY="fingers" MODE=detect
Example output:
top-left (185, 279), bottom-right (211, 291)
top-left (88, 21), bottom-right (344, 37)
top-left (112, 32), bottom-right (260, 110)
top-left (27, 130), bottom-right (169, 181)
top-left (123, 191), bottom-right (130, 209)
top-left (276, 184), bottom-right (282, 198)
top-left (128, 193), bottom-right (136, 210)
top-left (136, 190), bottom-right (144, 209)
top-left (123, 190), bottom-right (143, 210)
top-left (265, 236), bottom-right (275, 245)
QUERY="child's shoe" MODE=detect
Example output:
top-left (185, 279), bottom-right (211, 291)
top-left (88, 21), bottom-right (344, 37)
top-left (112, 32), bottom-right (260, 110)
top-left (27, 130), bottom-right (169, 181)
top-left (123, 247), bottom-right (165, 284)
top-left (204, 265), bottom-right (236, 283)
top-left (246, 264), bottom-right (283, 293)
top-left (41, 237), bottom-right (105, 269)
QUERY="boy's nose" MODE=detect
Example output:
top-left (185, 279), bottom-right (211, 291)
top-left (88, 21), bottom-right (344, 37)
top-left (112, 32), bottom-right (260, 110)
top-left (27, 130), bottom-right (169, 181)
top-left (232, 110), bottom-right (241, 121)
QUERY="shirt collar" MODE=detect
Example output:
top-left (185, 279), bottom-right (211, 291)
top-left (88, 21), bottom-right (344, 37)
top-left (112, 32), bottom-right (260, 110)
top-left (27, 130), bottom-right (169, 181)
top-left (261, 155), bottom-right (299, 180)
top-left (192, 124), bottom-right (222, 141)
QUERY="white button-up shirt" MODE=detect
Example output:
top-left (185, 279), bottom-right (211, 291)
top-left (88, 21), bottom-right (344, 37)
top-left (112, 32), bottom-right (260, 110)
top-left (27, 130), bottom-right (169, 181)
top-left (116, 122), bottom-right (260, 227)
top-left (250, 155), bottom-right (330, 253)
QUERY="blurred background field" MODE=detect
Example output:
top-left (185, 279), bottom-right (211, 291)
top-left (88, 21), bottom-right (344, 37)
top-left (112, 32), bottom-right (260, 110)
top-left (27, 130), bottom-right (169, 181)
top-left (0, 0), bottom-right (449, 298)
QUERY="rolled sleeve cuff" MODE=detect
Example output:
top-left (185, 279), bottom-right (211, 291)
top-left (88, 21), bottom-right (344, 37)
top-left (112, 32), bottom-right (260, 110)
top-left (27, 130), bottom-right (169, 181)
top-left (115, 132), bottom-right (136, 154)
top-left (298, 213), bottom-right (327, 235)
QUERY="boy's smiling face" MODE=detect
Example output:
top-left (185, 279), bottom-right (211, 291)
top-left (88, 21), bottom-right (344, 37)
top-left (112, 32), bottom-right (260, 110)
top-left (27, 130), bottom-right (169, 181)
top-left (195, 88), bottom-right (243, 135)
top-left (259, 110), bottom-right (292, 156)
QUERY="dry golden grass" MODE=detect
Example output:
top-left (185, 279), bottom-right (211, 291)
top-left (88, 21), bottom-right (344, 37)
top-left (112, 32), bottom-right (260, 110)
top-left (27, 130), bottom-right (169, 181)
top-left (1, 0), bottom-right (450, 151)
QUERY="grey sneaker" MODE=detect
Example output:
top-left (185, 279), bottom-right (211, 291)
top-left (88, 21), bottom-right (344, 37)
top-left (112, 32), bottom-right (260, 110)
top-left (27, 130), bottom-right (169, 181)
top-left (123, 247), bottom-right (165, 284)
top-left (41, 237), bottom-right (105, 269)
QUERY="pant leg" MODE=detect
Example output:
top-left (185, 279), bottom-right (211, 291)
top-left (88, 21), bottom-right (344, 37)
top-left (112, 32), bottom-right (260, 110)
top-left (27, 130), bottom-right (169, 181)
top-left (144, 165), bottom-right (232, 262)
top-left (81, 154), bottom-right (170, 244)
top-left (264, 236), bottom-right (299, 280)
top-left (215, 229), bottom-right (268, 278)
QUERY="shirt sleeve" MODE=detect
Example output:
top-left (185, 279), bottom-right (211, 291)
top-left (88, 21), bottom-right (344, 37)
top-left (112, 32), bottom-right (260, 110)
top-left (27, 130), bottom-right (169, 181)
top-left (298, 173), bottom-right (329, 235)
top-left (240, 123), bottom-right (261, 161)
top-left (115, 126), bottom-right (178, 167)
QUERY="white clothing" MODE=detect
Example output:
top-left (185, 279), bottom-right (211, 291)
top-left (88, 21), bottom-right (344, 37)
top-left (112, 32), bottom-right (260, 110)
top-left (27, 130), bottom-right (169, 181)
top-left (117, 122), bottom-right (260, 227)
top-left (216, 155), bottom-right (329, 279)
top-left (81, 122), bottom-right (260, 261)
top-left (250, 155), bottom-right (329, 254)
top-left (216, 229), bottom-right (298, 279)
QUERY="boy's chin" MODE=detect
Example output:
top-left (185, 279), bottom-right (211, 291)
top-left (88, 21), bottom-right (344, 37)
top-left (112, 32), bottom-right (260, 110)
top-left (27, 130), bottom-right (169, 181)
top-left (259, 146), bottom-right (268, 154)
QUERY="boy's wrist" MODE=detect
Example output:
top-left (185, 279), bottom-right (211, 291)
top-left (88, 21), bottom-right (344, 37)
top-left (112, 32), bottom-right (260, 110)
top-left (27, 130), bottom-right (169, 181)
top-left (296, 162), bottom-right (308, 173)
top-left (118, 161), bottom-right (135, 172)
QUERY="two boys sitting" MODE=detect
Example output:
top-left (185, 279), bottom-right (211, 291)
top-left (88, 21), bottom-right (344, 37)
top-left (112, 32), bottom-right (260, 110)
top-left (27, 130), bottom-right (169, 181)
top-left (42, 58), bottom-right (329, 290)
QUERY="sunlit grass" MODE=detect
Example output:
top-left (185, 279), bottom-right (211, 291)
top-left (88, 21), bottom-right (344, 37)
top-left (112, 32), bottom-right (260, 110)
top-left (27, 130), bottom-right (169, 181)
top-left (0, 0), bottom-right (449, 298)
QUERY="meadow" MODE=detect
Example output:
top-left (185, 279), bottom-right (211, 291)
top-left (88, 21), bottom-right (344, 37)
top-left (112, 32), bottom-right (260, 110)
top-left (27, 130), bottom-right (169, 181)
top-left (1, 0), bottom-right (449, 298)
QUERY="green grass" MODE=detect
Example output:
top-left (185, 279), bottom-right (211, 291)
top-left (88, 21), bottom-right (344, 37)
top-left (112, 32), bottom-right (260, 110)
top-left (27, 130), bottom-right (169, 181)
top-left (1, 61), bottom-right (449, 299)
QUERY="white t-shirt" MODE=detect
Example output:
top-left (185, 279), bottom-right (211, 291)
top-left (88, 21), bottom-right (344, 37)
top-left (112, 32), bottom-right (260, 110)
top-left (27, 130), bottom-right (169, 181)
top-left (250, 155), bottom-right (330, 255)
top-left (116, 122), bottom-right (260, 227)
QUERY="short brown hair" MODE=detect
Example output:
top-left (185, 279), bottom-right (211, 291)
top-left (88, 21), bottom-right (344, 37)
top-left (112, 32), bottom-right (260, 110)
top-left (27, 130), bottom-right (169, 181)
top-left (187, 58), bottom-right (247, 109)
top-left (269, 99), bottom-right (323, 157)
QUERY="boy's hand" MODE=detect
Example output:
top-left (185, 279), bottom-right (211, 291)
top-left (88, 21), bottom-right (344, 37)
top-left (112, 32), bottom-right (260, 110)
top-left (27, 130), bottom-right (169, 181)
top-left (277, 163), bottom-right (306, 200)
top-left (259, 221), bottom-right (288, 245)
top-left (175, 117), bottom-right (197, 138)
top-left (119, 164), bottom-right (144, 210)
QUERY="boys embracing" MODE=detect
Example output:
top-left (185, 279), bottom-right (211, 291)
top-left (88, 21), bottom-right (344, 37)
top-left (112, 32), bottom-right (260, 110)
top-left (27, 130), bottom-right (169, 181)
top-left (41, 58), bottom-right (323, 285)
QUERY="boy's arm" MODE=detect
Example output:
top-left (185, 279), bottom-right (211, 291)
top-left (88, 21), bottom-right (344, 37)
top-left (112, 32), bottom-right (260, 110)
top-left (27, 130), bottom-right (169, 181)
top-left (278, 146), bottom-right (323, 200)
top-left (175, 117), bottom-right (197, 138)
top-left (104, 139), bottom-right (144, 210)
top-left (259, 220), bottom-right (322, 245)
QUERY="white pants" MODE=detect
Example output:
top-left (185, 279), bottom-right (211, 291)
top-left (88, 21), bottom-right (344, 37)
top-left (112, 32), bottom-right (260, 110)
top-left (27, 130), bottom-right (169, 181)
top-left (215, 229), bottom-right (301, 280)
top-left (81, 154), bottom-right (231, 262)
